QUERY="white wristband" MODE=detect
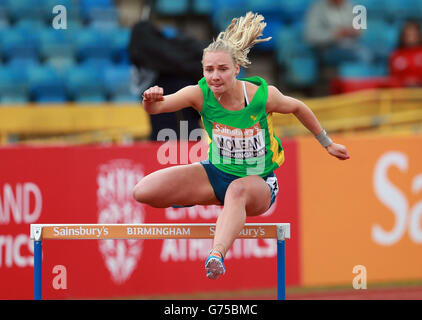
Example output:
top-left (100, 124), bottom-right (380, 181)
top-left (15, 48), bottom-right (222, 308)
top-left (315, 130), bottom-right (333, 147)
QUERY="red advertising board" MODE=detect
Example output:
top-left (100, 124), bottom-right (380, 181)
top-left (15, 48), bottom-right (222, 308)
top-left (0, 140), bottom-right (300, 299)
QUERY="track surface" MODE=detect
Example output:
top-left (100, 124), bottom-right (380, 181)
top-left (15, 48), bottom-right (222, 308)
top-left (127, 285), bottom-right (422, 300)
top-left (286, 286), bottom-right (422, 300)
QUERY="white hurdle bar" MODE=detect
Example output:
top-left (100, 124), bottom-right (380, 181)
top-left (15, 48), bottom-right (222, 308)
top-left (30, 223), bottom-right (290, 300)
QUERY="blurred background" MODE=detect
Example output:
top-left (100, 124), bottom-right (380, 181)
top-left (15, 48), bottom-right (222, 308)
top-left (0, 0), bottom-right (421, 144)
top-left (0, 0), bottom-right (422, 300)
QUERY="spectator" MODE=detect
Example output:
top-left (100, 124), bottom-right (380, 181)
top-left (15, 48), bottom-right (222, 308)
top-left (389, 20), bottom-right (422, 87)
top-left (305, 0), bottom-right (372, 66)
top-left (129, 6), bottom-right (204, 140)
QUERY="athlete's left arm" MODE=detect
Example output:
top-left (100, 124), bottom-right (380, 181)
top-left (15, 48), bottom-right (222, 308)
top-left (266, 85), bottom-right (350, 160)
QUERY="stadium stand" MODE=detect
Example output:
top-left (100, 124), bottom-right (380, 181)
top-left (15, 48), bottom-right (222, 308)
top-left (1, 0), bottom-right (420, 103)
top-left (0, 0), bottom-right (421, 144)
top-left (154, 0), bottom-right (189, 16)
top-left (0, 63), bottom-right (29, 103)
top-left (192, 0), bottom-right (213, 16)
top-left (0, 0), bottom-right (138, 105)
top-left (27, 63), bottom-right (67, 102)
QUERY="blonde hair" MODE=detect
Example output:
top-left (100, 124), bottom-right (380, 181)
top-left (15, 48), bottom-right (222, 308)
top-left (203, 12), bottom-right (271, 68)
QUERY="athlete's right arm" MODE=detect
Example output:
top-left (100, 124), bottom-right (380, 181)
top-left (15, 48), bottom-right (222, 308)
top-left (142, 85), bottom-right (203, 114)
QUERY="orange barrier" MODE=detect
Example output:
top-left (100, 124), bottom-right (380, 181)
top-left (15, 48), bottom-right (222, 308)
top-left (298, 134), bottom-right (422, 286)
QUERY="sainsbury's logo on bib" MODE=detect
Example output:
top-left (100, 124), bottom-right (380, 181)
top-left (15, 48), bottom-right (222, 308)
top-left (212, 122), bottom-right (266, 160)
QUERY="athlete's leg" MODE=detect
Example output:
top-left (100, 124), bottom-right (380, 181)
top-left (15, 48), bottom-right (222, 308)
top-left (211, 175), bottom-right (272, 256)
top-left (205, 176), bottom-right (272, 279)
top-left (133, 162), bottom-right (220, 208)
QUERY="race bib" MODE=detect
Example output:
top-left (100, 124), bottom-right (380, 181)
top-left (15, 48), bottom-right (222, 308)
top-left (212, 122), bottom-right (266, 160)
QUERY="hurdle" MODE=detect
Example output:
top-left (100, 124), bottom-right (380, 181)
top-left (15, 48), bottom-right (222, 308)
top-left (30, 223), bottom-right (290, 300)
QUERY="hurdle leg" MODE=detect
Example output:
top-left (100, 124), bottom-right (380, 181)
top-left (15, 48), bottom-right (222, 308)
top-left (277, 239), bottom-right (286, 300)
top-left (34, 240), bottom-right (42, 300)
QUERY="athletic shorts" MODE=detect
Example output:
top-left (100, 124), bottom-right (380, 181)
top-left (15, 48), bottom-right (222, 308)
top-left (200, 159), bottom-right (279, 208)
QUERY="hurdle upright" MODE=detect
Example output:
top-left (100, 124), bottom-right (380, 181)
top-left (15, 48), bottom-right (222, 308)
top-left (30, 223), bottom-right (290, 300)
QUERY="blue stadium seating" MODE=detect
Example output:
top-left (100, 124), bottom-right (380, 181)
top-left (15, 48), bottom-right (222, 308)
top-left (284, 56), bottom-right (318, 87)
top-left (246, 0), bottom-right (283, 19)
top-left (87, 6), bottom-right (119, 28)
top-left (338, 62), bottom-right (376, 78)
top-left (372, 62), bottom-right (388, 77)
top-left (211, 7), bottom-right (248, 32)
top-left (6, 0), bottom-right (44, 23)
top-left (0, 64), bottom-right (29, 103)
top-left (112, 27), bottom-right (130, 63)
top-left (0, 0), bottom-right (415, 103)
top-left (275, 22), bottom-right (318, 87)
top-left (43, 0), bottom-right (82, 26)
top-left (350, 0), bottom-right (384, 18)
top-left (0, 26), bottom-right (7, 60)
top-left (279, 0), bottom-right (313, 23)
top-left (8, 57), bottom-right (38, 69)
top-left (192, 0), bottom-right (213, 15)
top-left (81, 58), bottom-right (113, 72)
top-left (212, 0), bottom-right (247, 11)
top-left (27, 64), bottom-right (67, 103)
top-left (210, 0), bottom-right (247, 30)
top-left (39, 27), bottom-right (75, 62)
top-left (246, 0), bottom-right (311, 23)
top-left (104, 64), bottom-right (138, 102)
top-left (0, 27), bottom-right (39, 62)
top-left (155, 0), bottom-right (189, 16)
top-left (255, 19), bottom-right (283, 51)
top-left (275, 23), bottom-right (312, 65)
top-left (359, 19), bottom-right (400, 61)
top-left (65, 63), bottom-right (107, 102)
top-left (80, 0), bottom-right (113, 21)
top-left (75, 27), bottom-right (114, 61)
top-left (384, 0), bottom-right (422, 20)
top-left (0, 0), bottom-right (8, 27)
top-left (15, 19), bottom-right (45, 30)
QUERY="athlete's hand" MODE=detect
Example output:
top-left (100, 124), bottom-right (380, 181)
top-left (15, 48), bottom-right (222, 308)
top-left (142, 86), bottom-right (164, 102)
top-left (326, 143), bottom-right (350, 160)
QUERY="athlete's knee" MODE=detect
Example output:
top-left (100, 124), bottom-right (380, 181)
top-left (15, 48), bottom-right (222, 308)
top-left (132, 179), bottom-right (152, 204)
top-left (226, 180), bottom-right (247, 202)
top-left (133, 179), bottom-right (166, 208)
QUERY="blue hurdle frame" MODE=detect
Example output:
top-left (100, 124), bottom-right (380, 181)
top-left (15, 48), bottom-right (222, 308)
top-left (277, 239), bottom-right (286, 300)
top-left (34, 240), bottom-right (42, 300)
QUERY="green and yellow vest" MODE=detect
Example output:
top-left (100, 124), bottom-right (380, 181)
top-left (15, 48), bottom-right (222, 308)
top-left (198, 76), bottom-right (284, 177)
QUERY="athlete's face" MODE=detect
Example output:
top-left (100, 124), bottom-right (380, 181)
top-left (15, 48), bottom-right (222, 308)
top-left (202, 51), bottom-right (240, 96)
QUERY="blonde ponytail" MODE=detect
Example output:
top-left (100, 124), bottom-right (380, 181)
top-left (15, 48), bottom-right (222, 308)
top-left (203, 12), bottom-right (271, 68)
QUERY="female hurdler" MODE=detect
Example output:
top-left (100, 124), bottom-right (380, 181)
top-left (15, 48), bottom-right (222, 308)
top-left (133, 12), bottom-right (350, 280)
